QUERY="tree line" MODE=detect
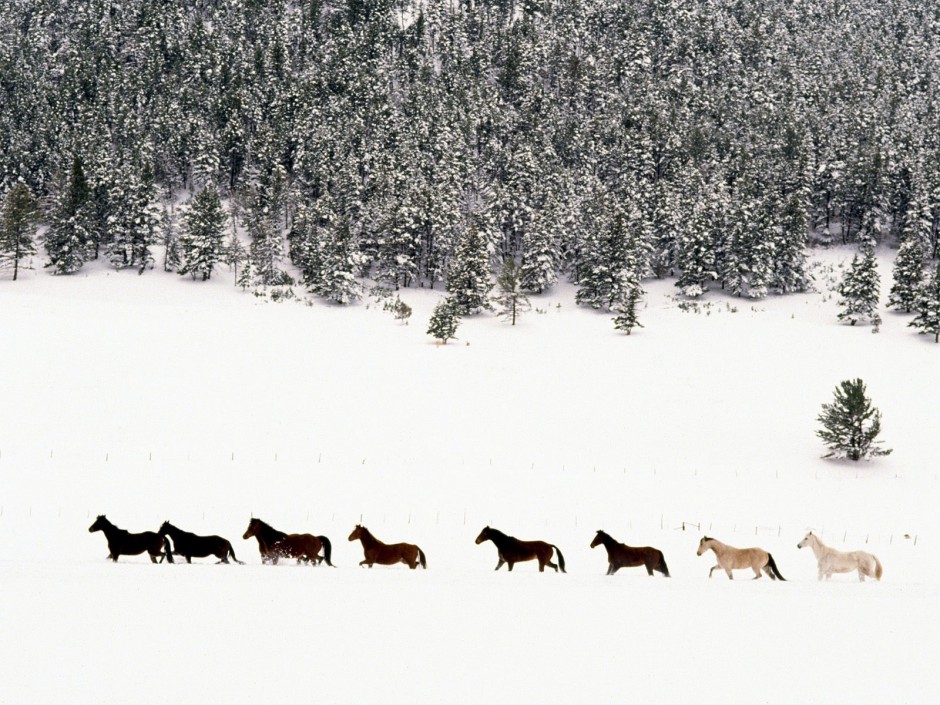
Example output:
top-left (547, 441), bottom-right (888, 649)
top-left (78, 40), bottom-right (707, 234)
top-left (1, 0), bottom-right (939, 334)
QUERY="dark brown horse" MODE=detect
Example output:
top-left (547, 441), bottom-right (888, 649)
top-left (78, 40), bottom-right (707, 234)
top-left (590, 530), bottom-right (670, 577)
top-left (348, 525), bottom-right (427, 569)
top-left (89, 515), bottom-right (173, 563)
top-left (242, 518), bottom-right (333, 566)
top-left (159, 521), bottom-right (243, 564)
top-left (475, 526), bottom-right (566, 573)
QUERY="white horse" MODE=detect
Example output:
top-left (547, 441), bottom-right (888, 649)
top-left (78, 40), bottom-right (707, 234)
top-left (797, 532), bottom-right (883, 581)
top-left (696, 536), bottom-right (786, 580)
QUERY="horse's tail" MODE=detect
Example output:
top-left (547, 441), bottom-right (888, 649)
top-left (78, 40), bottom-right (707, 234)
top-left (228, 542), bottom-right (244, 565)
top-left (766, 553), bottom-right (785, 581)
top-left (417, 547), bottom-right (427, 569)
top-left (163, 537), bottom-right (174, 564)
top-left (873, 555), bottom-right (883, 580)
top-left (551, 545), bottom-right (566, 573)
top-left (318, 536), bottom-right (334, 567)
top-left (657, 551), bottom-right (670, 577)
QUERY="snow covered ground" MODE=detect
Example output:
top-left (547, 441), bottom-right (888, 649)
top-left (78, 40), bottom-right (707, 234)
top-left (1, 248), bottom-right (938, 704)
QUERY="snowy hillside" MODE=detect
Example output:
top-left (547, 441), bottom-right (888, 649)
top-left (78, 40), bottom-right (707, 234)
top-left (1, 247), bottom-right (937, 705)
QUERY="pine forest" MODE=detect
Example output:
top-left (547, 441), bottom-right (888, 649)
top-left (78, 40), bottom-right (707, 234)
top-left (2, 0), bottom-right (940, 309)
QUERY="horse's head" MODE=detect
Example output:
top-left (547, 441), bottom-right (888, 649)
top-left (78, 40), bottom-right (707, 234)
top-left (348, 525), bottom-right (363, 542)
top-left (159, 521), bottom-right (172, 535)
top-left (590, 530), bottom-right (607, 548)
top-left (797, 532), bottom-right (816, 550)
top-left (243, 517), bottom-right (261, 540)
top-left (475, 526), bottom-right (492, 544)
top-left (696, 536), bottom-right (712, 556)
top-left (88, 515), bottom-right (107, 533)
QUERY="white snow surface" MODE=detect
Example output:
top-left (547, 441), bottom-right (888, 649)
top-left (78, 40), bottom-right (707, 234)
top-left (1, 249), bottom-right (938, 704)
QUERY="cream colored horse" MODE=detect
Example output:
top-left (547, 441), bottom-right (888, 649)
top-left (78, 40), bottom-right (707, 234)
top-left (697, 536), bottom-right (786, 580)
top-left (797, 532), bottom-right (883, 581)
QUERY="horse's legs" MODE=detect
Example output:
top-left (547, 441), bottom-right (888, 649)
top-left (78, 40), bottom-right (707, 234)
top-left (858, 569), bottom-right (866, 582)
top-left (507, 562), bottom-right (514, 571)
top-left (494, 558), bottom-right (505, 571)
top-left (752, 566), bottom-right (763, 579)
top-left (545, 560), bottom-right (558, 572)
top-left (645, 563), bottom-right (654, 577)
top-left (725, 567), bottom-right (734, 580)
top-left (709, 564), bottom-right (720, 578)
top-left (149, 553), bottom-right (159, 564)
top-left (608, 564), bottom-right (619, 575)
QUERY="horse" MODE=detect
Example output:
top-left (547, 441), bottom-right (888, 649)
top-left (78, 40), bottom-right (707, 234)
top-left (797, 531), bottom-right (883, 581)
top-left (697, 536), bottom-right (785, 580)
top-left (590, 530), bottom-right (669, 577)
top-left (348, 525), bottom-right (427, 569)
top-left (475, 526), bottom-right (566, 573)
top-left (88, 515), bottom-right (173, 563)
top-left (242, 517), bottom-right (333, 566)
top-left (159, 521), bottom-right (243, 564)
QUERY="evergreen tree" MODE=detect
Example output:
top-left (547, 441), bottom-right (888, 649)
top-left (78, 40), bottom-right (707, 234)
top-left (225, 232), bottom-right (249, 287)
top-left (888, 192), bottom-right (931, 312)
top-left (447, 221), bottom-right (492, 315)
top-left (427, 297), bottom-right (460, 344)
top-left (161, 205), bottom-right (182, 274)
top-left (105, 167), bottom-right (158, 274)
top-left (45, 157), bottom-right (94, 275)
top-left (0, 183), bottom-right (38, 281)
top-left (909, 262), bottom-right (940, 343)
top-left (179, 185), bottom-right (227, 280)
top-left (493, 258), bottom-right (531, 326)
top-left (837, 230), bottom-right (881, 326)
top-left (817, 378), bottom-right (892, 461)
top-left (312, 218), bottom-right (364, 304)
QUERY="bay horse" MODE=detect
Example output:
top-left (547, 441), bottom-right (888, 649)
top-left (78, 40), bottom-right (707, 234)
top-left (348, 525), bottom-right (427, 569)
top-left (797, 531), bottom-right (883, 581)
top-left (475, 526), bottom-right (566, 573)
top-left (590, 530), bottom-right (669, 576)
top-left (159, 521), bottom-right (243, 564)
top-left (697, 536), bottom-right (785, 580)
top-left (242, 518), bottom-right (333, 566)
top-left (88, 515), bottom-right (173, 563)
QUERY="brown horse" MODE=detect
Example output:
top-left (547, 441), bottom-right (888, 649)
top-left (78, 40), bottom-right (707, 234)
top-left (242, 518), bottom-right (333, 566)
top-left (89, 515), bottom-right (173, 563)
top-left (475, 526), bottom-right (566, 573)
top-left (590, 530), bottom-right (670, 576)
top-left (348, 525), bottom-right (427, 569)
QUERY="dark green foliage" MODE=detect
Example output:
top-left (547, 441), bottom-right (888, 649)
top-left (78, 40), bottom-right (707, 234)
top-left (447, 222), bottom-right (492, 315)
top-left (837, 232), bottom-right (881, 326)
top-left (0, 183), bottom-right (38, 281)
top-left (816, 379), bottom-right (892, 461)
top-left (909, 262), bottom-right (940, 343)
top-left (493, 258), bottom-right (531, 325)
top-left (427, 297), bottom-right (460, 343)
top-left (179, 185), bottom-right (227, 280)
top-left (45, 157), bottom-right (94, 275)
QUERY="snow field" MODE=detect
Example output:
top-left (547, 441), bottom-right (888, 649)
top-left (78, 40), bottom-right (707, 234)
top-left (1, 248), bottom-right (938, 703)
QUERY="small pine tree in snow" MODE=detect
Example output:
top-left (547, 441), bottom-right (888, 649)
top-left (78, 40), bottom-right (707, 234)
top-left (427, 297), bottom-right (460, 343)
top-left (179, 185), bottom-right (227, 280)
top-left (225, 232), bottom-right (249, 286)
top-left (0, 182), bottom-right (38, 281)
top-left (909, 262), bottom-right (940, 343)
top-left (612, 294), bottom-right (644, 335)
top-left (816, 378), bottom-right (891, 461)
top-left (493, 258), bottom-right (531, 325)
top-left (447, 221), bottom-right (492, 314)
top-left (519, 210), bottom-right (557, 294)
top-left (383, 295), bottom-right (412, 324)
top-left (837, 231), bottom-right (881, 326)
top-left (888, 196), bottom-right (931, 312)
top-left (161, 205), bottom-right (182, 273)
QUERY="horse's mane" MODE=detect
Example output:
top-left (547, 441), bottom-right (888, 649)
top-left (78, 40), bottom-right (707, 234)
top-left (254, 518), bottom-right (288, 541)
top-left (484, 526), bottom-right (511, 541)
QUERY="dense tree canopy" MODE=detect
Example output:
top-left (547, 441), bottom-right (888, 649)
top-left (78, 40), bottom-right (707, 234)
top-left (1, 0), bottom-right (939, 300)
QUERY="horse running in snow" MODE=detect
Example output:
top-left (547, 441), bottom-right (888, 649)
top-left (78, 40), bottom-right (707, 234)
top-left (590, 530), bottom-right (669, 576)
top-left (797, 531), bottom-right (882, 581)
top-left (475, 526), bottom-right (566, 573)
top-left (348, 525), bottom-right (427, 569)
top-left (159, 521), bottom-right (243, 564)
top-left (89, 515), bottom-right (173, 563)
top-left (696, 536), bottom-right (785, 580)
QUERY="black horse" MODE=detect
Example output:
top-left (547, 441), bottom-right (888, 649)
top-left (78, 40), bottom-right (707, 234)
top-left (89, 515), bottom-right (173, 563)
top-left (590, 530), bottom-right (670, 576)
top-left (159, 521), bottom-right (243, 564)
top-left (475, 526), bottom-right (566, 573)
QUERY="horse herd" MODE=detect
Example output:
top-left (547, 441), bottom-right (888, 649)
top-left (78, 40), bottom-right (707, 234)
top-left (88, 515), bottom-right (885, 581)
